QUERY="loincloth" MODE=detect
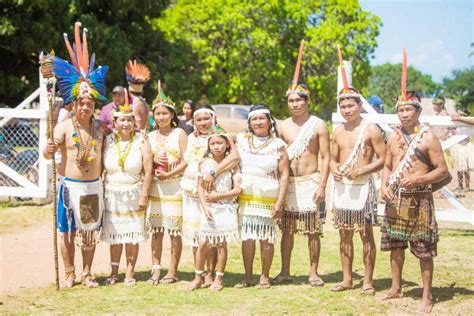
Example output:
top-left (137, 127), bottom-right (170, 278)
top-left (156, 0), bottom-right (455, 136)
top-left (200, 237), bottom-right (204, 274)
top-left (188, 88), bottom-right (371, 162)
top-left (332, 175), bottom-right (377, 231)
top-left (280, 173), bottom-right (324, 235)
top-left (60, 177), bottom-right (104, 250)
top-left (382, 184), bottom-right (438, 244)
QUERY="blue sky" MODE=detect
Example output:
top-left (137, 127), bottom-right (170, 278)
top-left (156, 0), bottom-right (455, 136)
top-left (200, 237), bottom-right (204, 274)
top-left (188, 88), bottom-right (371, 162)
top-left (360, 0), bottom-right (473, 83)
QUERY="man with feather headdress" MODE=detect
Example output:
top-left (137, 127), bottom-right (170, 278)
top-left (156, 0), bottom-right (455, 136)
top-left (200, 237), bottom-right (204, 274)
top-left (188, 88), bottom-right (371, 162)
top-left (43, 22), bottom-right (108, 288)
top-left (379, 50), bottom-right (449, 313)
top-left (274, 40), bottom-right (331, 288)
top-left (329, 46), bottom-right (386, 294)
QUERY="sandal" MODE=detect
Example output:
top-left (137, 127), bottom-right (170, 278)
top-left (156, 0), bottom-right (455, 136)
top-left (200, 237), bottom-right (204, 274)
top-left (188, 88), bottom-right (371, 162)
top-left (124, 278), bottom-right (136, 287)
top-left (234, 280), bottom-right (252, 289)
top-left (64, 266), bottom-right (76, 288)
top-left (361, 286), bottom-right (375, 295)
top-left (104, 275), bottom-right (119, 286)
top-left (271, 274), bottom-right (293, 285)
top-left (184, 270), bottom-right (204, 291)
top-left (209, 283), bottom-right (224, 291)
top-left (330, 283), bottom-right (353, 292)
top-left (184, 282), bottom-right (201, 292)
top-left (202, 271), bottom-right (214, 288)
top-left (81, 272), bottom-right (99, 288)
top-left (148, 264), bottom-right (161, 285)
top-left (308, 275), bottom-right (325, 287)
top-left (160, 276), bottom-right (179, 284)
top-left (256, 282), bottom-right (271, 289)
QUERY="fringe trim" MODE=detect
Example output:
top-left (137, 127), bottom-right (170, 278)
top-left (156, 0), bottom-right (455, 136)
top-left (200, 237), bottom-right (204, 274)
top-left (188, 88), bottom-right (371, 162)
top-left (287, 116), bottom-right (321, 160)
top-left (102, 231), bottom-right (147, 245)
top-left (75, 229), bottom-right (101, 250)
top-left (240, 215), bottom-right (275, 243)
top-left (279, 210), bottom-right (323, 235)
top-left (198, 231), bottom-right (240, 246)
top-left (148, 226), bottom-right (182, 236)
top-left (389, 126), bottom-right (430, 186)
top-left (339, 121), bottom-right (368, 174)
top-left (332, 176), bottom-right (377, 231)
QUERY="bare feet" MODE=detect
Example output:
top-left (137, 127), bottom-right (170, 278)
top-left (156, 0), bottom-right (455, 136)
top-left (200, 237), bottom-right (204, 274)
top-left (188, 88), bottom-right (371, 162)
top-left (418, 298), bottom-right (433, 313)
top-left (381, 289), bottom-right (403, 300)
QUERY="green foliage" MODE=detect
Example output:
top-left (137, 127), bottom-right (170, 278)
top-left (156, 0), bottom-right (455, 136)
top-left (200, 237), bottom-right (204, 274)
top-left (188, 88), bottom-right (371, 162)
top-left (1, 0), bottom-right (169, 107)
top-left (0, 0), bottom-right (71, 106)
top-left (442, 67), bottom-right (474, 113)
top-left (156, 0), bottom-right (381, 119)
top-left (367, 63), bottom-right (441, 113)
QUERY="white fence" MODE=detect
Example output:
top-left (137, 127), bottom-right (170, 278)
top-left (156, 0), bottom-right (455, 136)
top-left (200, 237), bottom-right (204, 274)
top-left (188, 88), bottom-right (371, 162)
top-left (0, 73), bottom-right (50, 199)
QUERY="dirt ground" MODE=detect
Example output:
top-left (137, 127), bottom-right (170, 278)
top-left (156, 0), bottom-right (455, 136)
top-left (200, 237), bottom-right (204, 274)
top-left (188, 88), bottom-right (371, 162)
top-left (0, 207), bottom-right (191, 293)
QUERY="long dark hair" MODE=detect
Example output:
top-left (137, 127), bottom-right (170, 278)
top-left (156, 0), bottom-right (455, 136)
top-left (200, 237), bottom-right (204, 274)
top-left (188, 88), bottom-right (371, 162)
top-left (194, 104), bottom-right (218, 135)
top-left (184, 99), bottom-right (195, 116)
top-left (248, 104), bottom-right (279, 137)
top-left (153, 105), bottom-right (181, 129)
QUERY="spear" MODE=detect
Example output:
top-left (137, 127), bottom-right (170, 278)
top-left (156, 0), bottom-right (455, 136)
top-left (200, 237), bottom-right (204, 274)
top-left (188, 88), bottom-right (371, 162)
top-left (39, 50), bottom-right (60, 291)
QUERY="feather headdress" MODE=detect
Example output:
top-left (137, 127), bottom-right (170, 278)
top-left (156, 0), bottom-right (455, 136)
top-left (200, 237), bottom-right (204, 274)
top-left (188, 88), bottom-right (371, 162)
top-left (336, 45), bottom-right (361, 103)
top-left (152, 80), bottom-right (176, 111)
top-left (53, 22), bottom-right (108, 104)
top-left (396, 49), bottom-right (421, 108)
top-left (286, 40), bottom-right (310, 98)
top-left (125, 60), bottom-right (150, 94)
top-left (113, 88), bottom-right (133, 117)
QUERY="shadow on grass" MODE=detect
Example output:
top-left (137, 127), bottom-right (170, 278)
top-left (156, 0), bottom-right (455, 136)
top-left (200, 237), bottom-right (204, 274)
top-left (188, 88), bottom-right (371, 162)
top-left (404, 282), bottom-right (474, 302)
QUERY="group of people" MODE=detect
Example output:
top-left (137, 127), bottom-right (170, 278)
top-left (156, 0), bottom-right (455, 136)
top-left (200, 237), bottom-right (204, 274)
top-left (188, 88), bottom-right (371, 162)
top-left (42, 23), bottom-right (458, 313)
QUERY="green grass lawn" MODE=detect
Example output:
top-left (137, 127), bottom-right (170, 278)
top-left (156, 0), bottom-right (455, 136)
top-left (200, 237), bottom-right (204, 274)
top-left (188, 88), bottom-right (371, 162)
top-left (1, 225), bottom-right (473, 314)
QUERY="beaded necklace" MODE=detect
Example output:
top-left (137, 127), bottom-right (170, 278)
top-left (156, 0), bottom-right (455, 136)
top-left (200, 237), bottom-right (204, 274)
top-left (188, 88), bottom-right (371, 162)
top-left (115, 132), bottom-right (135, 171)
top-left (247, 133), bottom-right (273, 154)
top-left (72, 116), bottom-right (97, 171)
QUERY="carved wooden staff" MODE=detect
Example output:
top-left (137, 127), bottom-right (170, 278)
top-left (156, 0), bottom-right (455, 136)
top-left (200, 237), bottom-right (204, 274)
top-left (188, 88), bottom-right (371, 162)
top-left (39, 51), bottom-right (60, 291)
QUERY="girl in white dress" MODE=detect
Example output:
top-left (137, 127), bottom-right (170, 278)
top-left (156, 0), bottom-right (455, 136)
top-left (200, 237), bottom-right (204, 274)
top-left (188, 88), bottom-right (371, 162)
top-left (181, 104), bottom-right (240, 286)
top-left (102, 93), bottom-right (153, 286)
top-left (186, 125), bottom-right (241, 291)
top-left (146, 89), bottom-right (188, 284)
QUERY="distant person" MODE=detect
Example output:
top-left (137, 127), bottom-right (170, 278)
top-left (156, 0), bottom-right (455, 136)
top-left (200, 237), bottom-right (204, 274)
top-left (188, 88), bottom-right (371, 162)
top-left (367, 95), bottom-right (384, 114)
top-left (125, 60), bottom-right (151, 133)
top-left (99, 86), bottom-right (125, 134)
top-left (179, 100), bottom-right (195, 135)
top-left (56, 97), bottom-right (72, 124)
top-left (432, 96), bottom-right (448, 116)
top-left (432, 96), bottom-right (450, 141)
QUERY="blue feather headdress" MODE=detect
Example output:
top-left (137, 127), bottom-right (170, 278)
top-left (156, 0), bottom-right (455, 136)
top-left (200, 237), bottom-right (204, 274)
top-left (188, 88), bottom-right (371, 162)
top-left (54, 22), bottom-right (109, 104)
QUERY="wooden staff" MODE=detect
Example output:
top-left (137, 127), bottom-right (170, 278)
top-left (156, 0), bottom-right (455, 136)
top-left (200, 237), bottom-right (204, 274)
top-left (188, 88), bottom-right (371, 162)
top-left (39, 51), bottom-right (60, 291)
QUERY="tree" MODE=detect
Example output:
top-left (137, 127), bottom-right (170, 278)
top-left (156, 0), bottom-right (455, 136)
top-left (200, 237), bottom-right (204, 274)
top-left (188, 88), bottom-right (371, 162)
top-left (367, 63), bottom-right (441, 113)
top-left (1, 0), bottom-right (169, 107)
top-left (0, 0), bottom-right (70, 107)
top-left (443, 67), bottom-right (474, 112)
top-left (155, 0), bottom-right (381, 118)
